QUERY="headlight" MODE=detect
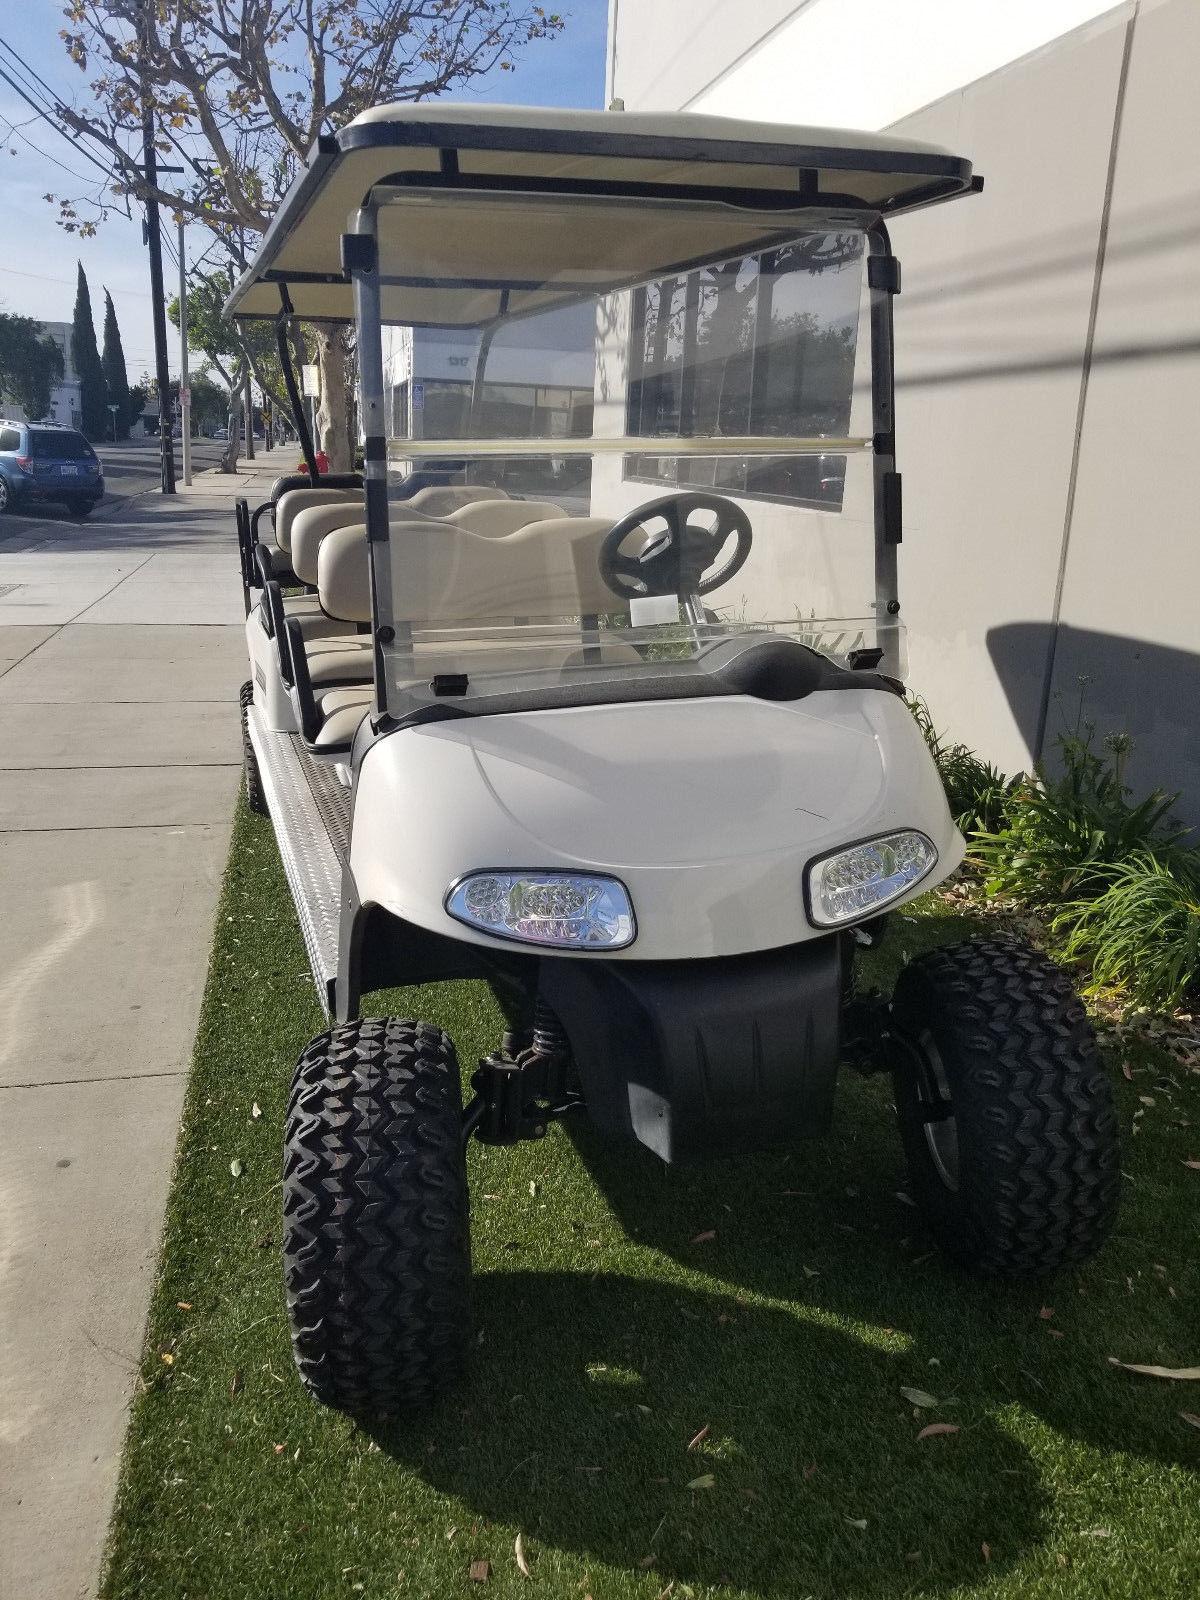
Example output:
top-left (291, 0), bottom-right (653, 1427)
top-left (445, 871), bottom-right (635, 950)
top-left (806, 830), bottom-right (937, 928)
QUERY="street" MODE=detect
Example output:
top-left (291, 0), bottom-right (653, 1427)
top-left (0, 437), bottom-right (290, 549)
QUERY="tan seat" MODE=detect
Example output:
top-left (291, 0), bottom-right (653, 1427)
top-left (311, 684), bottom-right (375, 750)
top-left (272, 487), bottom-right (361, 558)
top-left (399, 484), bottom-right (508, 517)
top-left (301, 514), bottom-right (634, 748)
top-left (446, 499), bottom-right (563, 537)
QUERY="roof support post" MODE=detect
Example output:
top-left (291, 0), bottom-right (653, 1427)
top-left (347, 206), bottom-right (393, 716)
top-left (867, 220), bottom-right (902, 676)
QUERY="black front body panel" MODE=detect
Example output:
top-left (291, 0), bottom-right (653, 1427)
top-left (539, 938), bottom-right (843, 1164)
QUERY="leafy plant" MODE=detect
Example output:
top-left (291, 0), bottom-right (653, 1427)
top-left (1052, 851), bottom-right (1200, 1011)
top-left (907, 696), bottom-right (1015, 836)
top-left (972, 725), bottom-right (1186, 906)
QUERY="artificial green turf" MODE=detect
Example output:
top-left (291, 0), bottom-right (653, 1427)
top-left (100, 800), bottom-right (1200, 1600)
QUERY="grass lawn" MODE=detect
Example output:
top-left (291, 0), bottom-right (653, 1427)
top-left (100, 800), bottom-right (1200, 1600)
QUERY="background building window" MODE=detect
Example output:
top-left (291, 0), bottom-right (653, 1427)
top-left (626, 232), bottom-right (864, 509)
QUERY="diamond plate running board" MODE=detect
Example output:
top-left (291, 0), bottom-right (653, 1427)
top-left (246, 704), bottom-right (346, 1014)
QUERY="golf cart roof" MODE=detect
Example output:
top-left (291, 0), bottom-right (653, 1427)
top-left (225, 104), bottom-right (977, 325)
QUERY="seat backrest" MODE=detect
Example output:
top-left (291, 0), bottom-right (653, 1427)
top-left (317, 514), bottom-right (623, 629)
top-left (291, 501), bottom-right (372, 586)
top-left (403, 484), bottom-right (509, 517)
top-left (394, 517), bottom-right (618, 625)
top-left (446, 499), bottom-right (564, 538)
top-left (274, 487), bottom-right (361, 555)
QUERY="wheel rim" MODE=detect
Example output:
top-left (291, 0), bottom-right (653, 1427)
top-left (0, 480), bottom-right (8, 510)
top-left (905, 1028), bottom-right (960, 1191)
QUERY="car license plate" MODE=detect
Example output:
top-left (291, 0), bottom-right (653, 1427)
top-left (61, 465), bottom-right (78, 476)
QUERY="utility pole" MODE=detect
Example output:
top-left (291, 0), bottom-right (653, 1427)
top-left (139, 0), bottom-right (175, 494)
top-left (245, 371), bottom-right (255, 460)
top-left (176, 218), bottom-right (191, 485)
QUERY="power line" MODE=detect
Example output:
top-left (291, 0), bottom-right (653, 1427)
top-left (0, 57), bottom-right (116, 182)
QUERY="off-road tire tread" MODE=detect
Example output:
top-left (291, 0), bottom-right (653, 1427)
top-left (892, 935), bottom-right (1120, 1276)
top-left (239, 680), bottom-right (268, 815)
top-left (283, 1018), bottom-right (470, 1412)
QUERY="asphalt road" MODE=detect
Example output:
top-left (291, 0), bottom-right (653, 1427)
top-left (0, 437), bottom-right (289, 549)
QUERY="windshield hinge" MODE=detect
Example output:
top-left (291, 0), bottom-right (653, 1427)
top-left (431, 674), bottom-right (470, 697)
top-left (340, 232), bottom-right (377, 275)
top-left (868, 255), bottom-right (902, 295)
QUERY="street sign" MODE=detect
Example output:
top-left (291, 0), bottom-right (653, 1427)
top-left (302, 363), bottom-right (320, 398)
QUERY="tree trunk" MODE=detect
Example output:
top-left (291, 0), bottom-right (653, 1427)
top-left (219, 376), bottom-right (245, 473)
top-left (314, 323), bottom-right (351, 471)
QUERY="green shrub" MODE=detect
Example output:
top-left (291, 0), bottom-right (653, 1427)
top-left (907, 696), bottom-right (1015, 836)
top-left (972, 725), bottom-right (1186, 906)
top-left (1051, 851), bottom-right (1200, 1011)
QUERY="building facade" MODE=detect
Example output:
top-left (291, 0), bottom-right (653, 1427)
top-left (606, 0), bottom-right (1200, 818)
top-left (0, 319), bottom-right (83, 428)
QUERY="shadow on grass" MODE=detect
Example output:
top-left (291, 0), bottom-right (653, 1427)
top-left (369, 1269), bottom-right (1046, 1596)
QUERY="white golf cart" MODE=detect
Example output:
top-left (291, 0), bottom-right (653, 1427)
top-left (226, 105), bottom-right (1120, 1414)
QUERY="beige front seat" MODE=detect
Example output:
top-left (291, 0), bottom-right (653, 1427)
top-left (446, 499), bottom-right (564, 537)
top-left (298, 515), bottom-right (639, 751)
top-left (399, 484), bottom-right (508, 517)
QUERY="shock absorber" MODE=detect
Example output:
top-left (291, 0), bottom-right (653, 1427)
top-left (530, 995), bottom-right (568, 1060)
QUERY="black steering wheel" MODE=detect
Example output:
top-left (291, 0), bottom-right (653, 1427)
top-left (599, 492), bottom-right (753, 603)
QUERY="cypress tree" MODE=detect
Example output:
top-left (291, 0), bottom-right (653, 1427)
top-left (71, 262), bottom-right (107, 441)
top-left (100, 289), bottom-right (132, 440)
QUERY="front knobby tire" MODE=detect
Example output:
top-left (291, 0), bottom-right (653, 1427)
top-left (890, 936), bottom-right (1120, 1276)
top-left (282, 1018), bottom-right (472, 1413)
top-left (239, 681), bottom-right (268, 816)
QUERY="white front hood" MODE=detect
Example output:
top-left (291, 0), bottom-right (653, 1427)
top-left (350, 689), bottom-right (963, 961)
top-left (458, 698), bottom-right (883, 866)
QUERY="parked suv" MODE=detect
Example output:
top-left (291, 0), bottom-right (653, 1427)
top-left (0, 421), bottom-right (104, 518)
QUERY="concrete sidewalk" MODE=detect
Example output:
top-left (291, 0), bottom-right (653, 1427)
top-left (0, 467), bottom-right (276, 1599)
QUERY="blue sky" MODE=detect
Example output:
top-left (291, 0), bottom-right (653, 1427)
top-left (0, 0), bottom-right (609, 381)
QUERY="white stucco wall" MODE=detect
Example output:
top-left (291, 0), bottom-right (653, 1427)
top-left (610, 0), bottom-right (1200, 816)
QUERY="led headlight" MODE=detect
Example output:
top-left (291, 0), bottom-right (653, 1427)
top-left (445, 871), bottom-right (635, 950)
top-left (806, 830), bottom-right (937, 929)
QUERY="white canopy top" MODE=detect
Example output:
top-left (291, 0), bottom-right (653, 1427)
top-left (226, 103), bottom-right (976, 324)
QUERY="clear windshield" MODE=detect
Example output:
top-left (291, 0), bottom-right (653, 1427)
top-left (372, 197), bottom-right (895, 715)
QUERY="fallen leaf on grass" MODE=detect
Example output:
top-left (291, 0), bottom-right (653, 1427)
top-left (514, 1533), bottom-right (531, 1578)
top-left (229, 1369), bottom-right (243, 1396)
top-left (1121, 1061), bottom-right (1135, 1081)
top-left (1180, 1412), bottom-right (1200, 1430)
top-left (177, 1301), bottom-right (192, 1311)
top-left (803, 1463), bottom-right (817, 1481)
top-left (528, 1180), bottom-right (539, 1197)
top-left (981, 1543), bottom-right (991, 1563)
top-left (1083, 1528), bottom-right (1110, 1538)
top-left (916, 1423), bottom-right (960, 1440)
top-left (1184, 1160), bottom-right (1200, 1171)
top-left (1108, 1358), bottom-right (1200, 1380)
top-left (160, 1352), bottom-right (174, 1366)
top-left (1038, 1307), bottom-right (1054, 1320)
top-left (690, 1230), bottom-right (717, 1244)
top-left (229, 1159), bottom-right (243, 1178)
top-left (469, 1558), bottom-right (491, 1582)
top-left (251, 1102), bottom-right (262, 1120)
top-left (900, 1387), bottom-right (938, 1408)
top-left (686, 1474), bottom-right (715, 1490)
top-left (687, 1423), bottom-right (710, 1450)
top-left (844, 1516), bottom-right (868, 1530)
top-left (637, 1554), bottom-right (657, 1570)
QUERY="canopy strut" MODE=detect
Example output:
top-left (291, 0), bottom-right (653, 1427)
top-left (276, 287), bottom-right (319, 479)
